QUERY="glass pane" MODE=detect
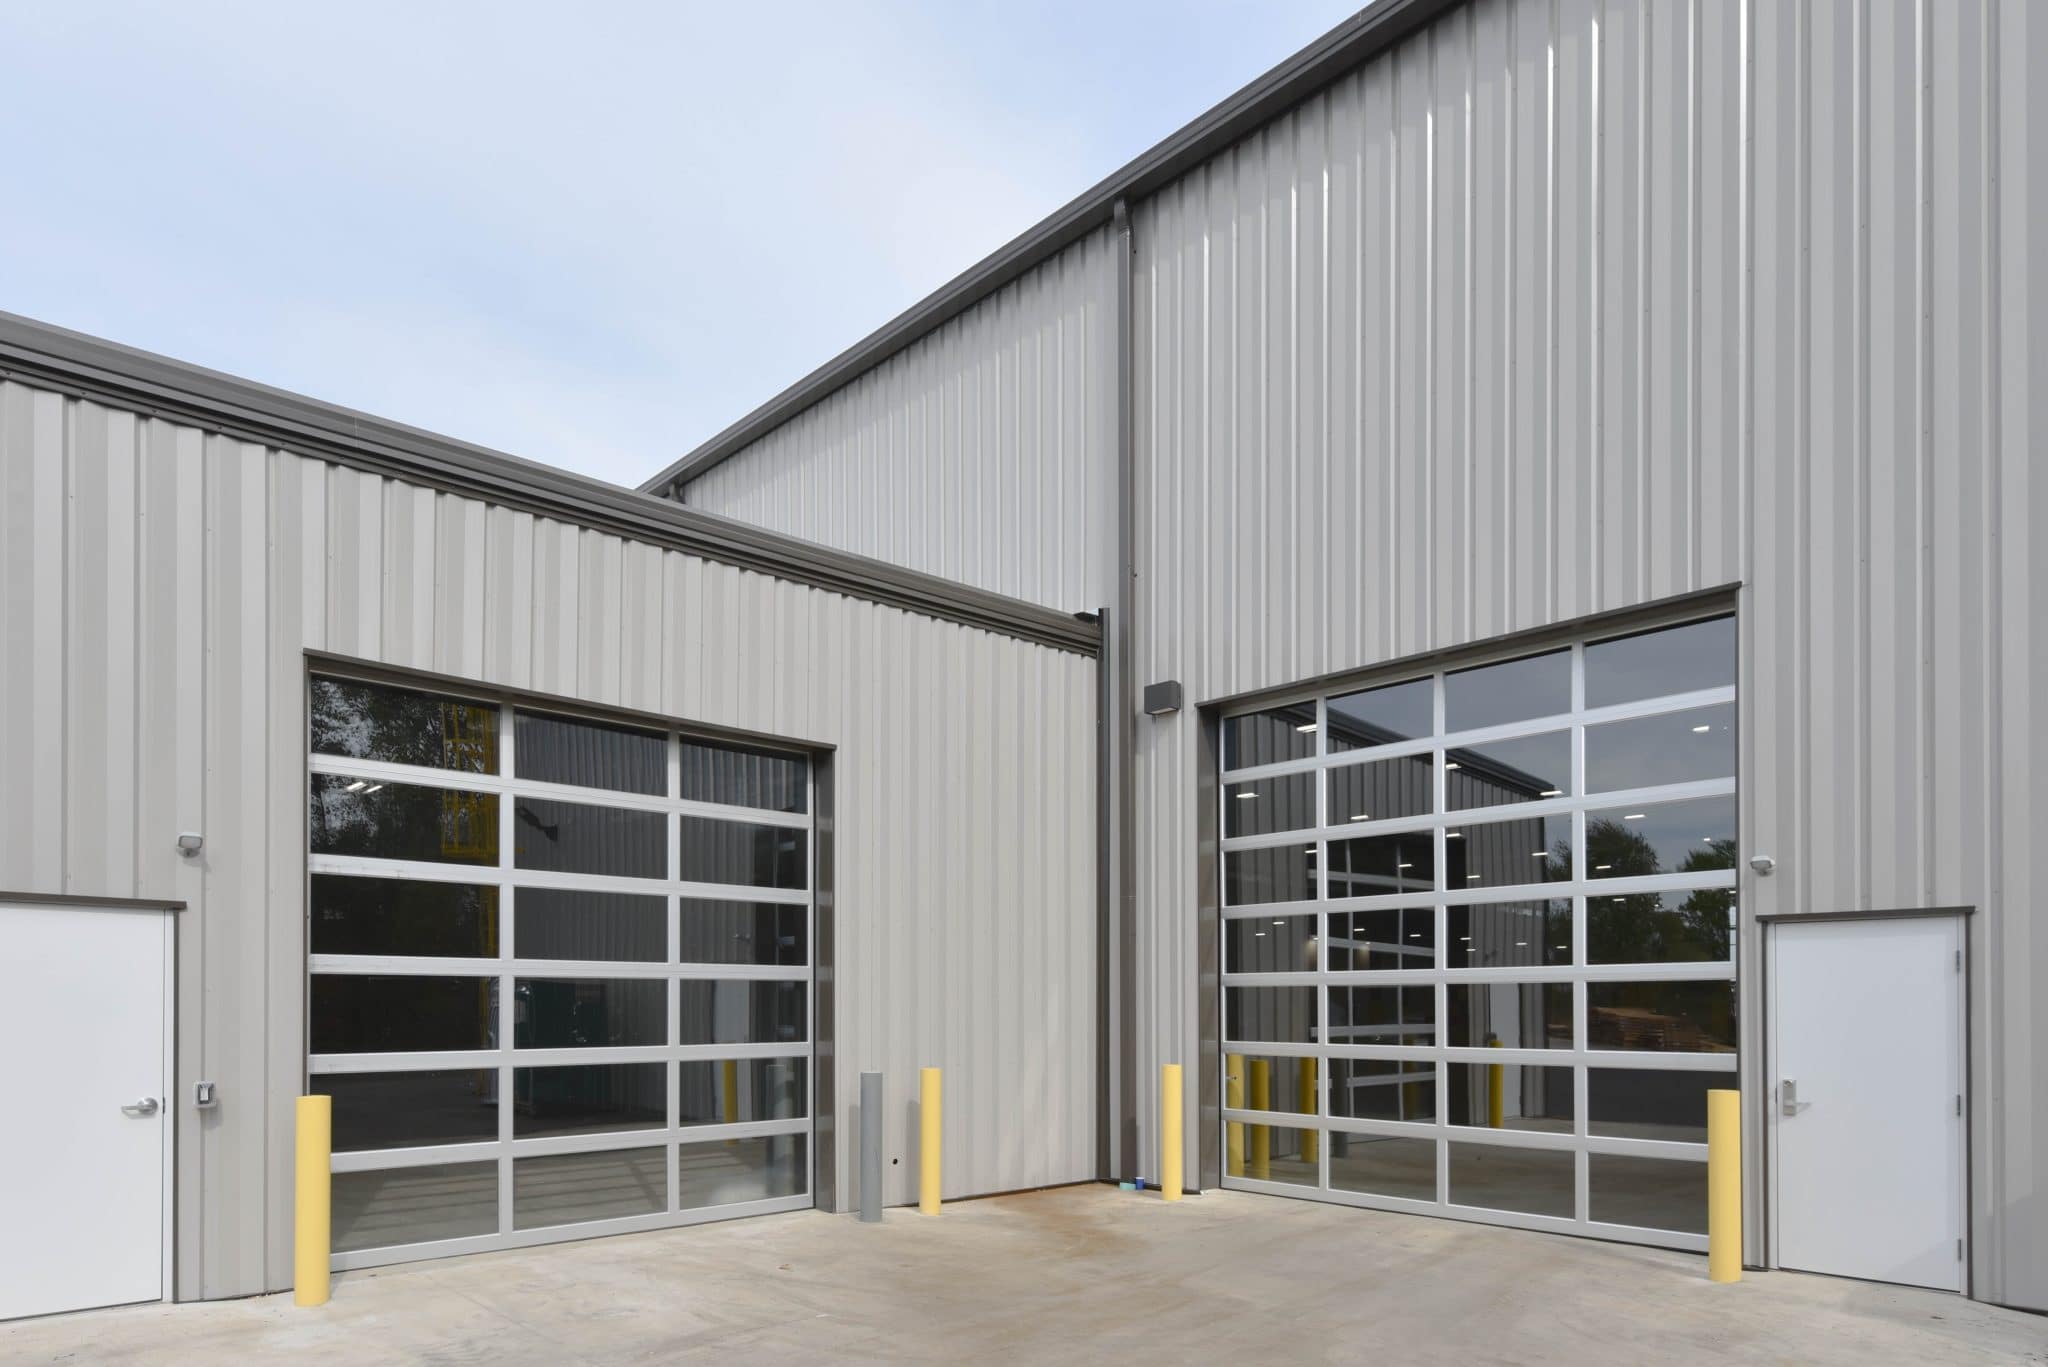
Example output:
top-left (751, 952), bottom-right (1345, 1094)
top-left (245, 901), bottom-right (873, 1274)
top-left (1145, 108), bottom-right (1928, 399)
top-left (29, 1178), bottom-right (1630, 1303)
top-left (1327, 753), bottom-right (1433, 824)
top-left (1326, 831), bottom-right (1434, 898)
top-left (314, 1070), bottom-right (498, 1152)
top-left (1586, 797), bottom-right (1736, 878)
top-left (514, 710), bottom-right (666, 795)
top-left (1328, 677), bottom-right (1433, 751)
top-left (512, 798), bottom-right (666, 879)
top-left (1224, 914), bottom-right (1317, 973)
top-left (332, 1162), bottom-right (497, 1253)
top-left (1587, 889), bottom-right (1735, 964)
top-left (1222, 1053), bottom-right (1316, 1116)
top-left (1329, 1134), bottom-right (1437, 1201)
top-left (310, 675), bottom-right (498, 773)
top-left (515, 889), bottom-right (666, 963)
top-left (1223, 845), bottom-right (1315, 906)
top-left (1447, 1062), bottom-right (1573, 1133)
top-left (514, 978), bottom-right (667, 1049)
top-left (1588, 1067), bottom-right (1722, 1143)
top-left (1447, 900), bottom-right (1570, 969)
top-left (514, 1146), bottom-right (666, 1229)
top-left (678, 900), bottom-right (809, 967)
top-left (679, 1058), bottom-right (808, 1126)
top-left (1330, 1057), bottom-right (1437, 1122)
top-left (1328, 906), bottom-right (1434, 971)
top-left (1329, 985), bottom-right (1435, 1045)
top-left (311, 975), bottom-right (496, 1054)
top-left (513, 1063), bottom-right (667, 1138)
top-left (1223, 986), bottom-right (1318, 1045)
top-left (1444, 650), bottom-right (1570, 732)
top-left (1230, 1123), bottom-right (1317, 1187)
top-left (1584, 615), bottom-right (1735, 708)
top-left (309, 875), bottom-right (498, 958)
top-left (679, 737), bottom-right (807, 814)
top-left (1448, 1141), bottom-right (1574, 1218)
top-left (1444, 814), bottom-right (1571, 888)
top-left (1447, 982), bottom-right (1572, 1049)
top-left (1222, 702), bottom-right (1317, 770)
top-left (309, 775), bottom-right (499, 866)
top-left (1590, 1154), bottom-right (1706, 1234)
top-left (678, 816), bottom-right (806, 889)
top-left (1224, 772), bottom-right (1315, 837)
top-left (1584, 703), bottom-right (1736, 792)
top-left (1588, 981), bottom-right (1737, 1053)
top-left (1445, 730), bottom-right (1571, 810)
top-left (678, 980), bottom-right (806, 1046)
top-left (677, 1133), bottom-right (807, 1209)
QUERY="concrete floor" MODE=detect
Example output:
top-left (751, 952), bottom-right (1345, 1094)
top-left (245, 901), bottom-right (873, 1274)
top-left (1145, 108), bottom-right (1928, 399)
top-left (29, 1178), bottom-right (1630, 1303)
top-left (4, 1186), bottom-right (2042, 1365)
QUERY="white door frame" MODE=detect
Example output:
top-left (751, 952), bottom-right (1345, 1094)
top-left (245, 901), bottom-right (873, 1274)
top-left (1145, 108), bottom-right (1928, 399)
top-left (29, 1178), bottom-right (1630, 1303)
top-left (1760, 906), bottom-right (1971, 1291)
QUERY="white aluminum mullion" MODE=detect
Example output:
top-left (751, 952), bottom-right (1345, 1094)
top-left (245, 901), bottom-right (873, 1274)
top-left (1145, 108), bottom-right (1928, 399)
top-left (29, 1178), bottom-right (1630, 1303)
top-left (308, 753), bottom-right (809, 828)
top-left (327, 1194), bottom-right (815, 1273)
top-left (310, 1050), bottom-right (503, 1074)
top-left (1574, 684), bottom-right (1735, 728)
top-left (308, 955), bottom-right (815, 981)
top-left (332, 1142), bottom-right (501, 1173)
top-left (672, 1042), bottom-right (810, 1063)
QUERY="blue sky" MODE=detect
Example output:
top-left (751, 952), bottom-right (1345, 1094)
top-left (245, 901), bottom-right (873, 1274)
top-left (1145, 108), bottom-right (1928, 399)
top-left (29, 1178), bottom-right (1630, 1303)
top-left (0, 2), bottom-right (1361, 488)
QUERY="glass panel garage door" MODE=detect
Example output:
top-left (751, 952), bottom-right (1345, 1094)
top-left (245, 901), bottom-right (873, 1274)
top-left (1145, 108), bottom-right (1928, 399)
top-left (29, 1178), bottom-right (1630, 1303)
top-left (1218, 615), bottom-right (1735, 1251)
top-left (306, 673), bottom-right (813, 1268)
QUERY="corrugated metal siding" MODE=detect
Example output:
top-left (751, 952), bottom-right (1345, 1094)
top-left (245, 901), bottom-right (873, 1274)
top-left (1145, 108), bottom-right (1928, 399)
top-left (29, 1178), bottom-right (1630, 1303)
top-left (1128, 0), bottom-right (2044, 1310)
top-left (0, 380), bottom-right (1097, 1299)
top-left (682, 229), bottom-right (1118, 614)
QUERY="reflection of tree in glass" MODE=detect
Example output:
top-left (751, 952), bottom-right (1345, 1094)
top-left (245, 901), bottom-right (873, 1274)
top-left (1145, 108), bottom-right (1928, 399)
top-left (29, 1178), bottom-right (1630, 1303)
top-left (1587, 817), bottom-right (1661, 876)
top-left (309, 677), bottom-right (495, 772)
top-left (1587, 835), bottom-right (1737, 964)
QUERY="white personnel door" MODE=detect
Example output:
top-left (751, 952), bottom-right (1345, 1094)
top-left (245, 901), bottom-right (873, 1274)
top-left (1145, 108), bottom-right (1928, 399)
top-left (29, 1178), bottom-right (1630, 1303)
top-left (1769, 914), bottom-right (1965, 1291)
top-left (0, 903), bottom-right (171, 1320)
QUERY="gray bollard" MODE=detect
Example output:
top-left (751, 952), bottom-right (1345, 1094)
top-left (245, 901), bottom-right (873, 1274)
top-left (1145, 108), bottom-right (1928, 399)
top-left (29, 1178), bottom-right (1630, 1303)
top-left (859, 1070), bottom-right (883, 1222)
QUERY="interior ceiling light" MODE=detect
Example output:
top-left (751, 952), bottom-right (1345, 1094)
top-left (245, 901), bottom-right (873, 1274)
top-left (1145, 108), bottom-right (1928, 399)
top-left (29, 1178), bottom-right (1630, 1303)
top-left (1540, 788), bottom-right (1563, 797)
top-left (1624, 813), bottom-right (1646, 820)
top-left (1446, 831), bottom-right (1464, 839)
top-left (344, 780), bottom-right (367, 792)
top-left (1444, 762), bottom-right (1461, 771)
top-left (1296, 722), bottom-right (1318, 733)
top-left (1595, 863), bottom-right (1612, 871)
top-left (1235, 791), bottom-right (1258, 799)
top-left (1691, 724), bottom-right (1711, 733)
top-left (1351, 813), bottom-right (1370, 821)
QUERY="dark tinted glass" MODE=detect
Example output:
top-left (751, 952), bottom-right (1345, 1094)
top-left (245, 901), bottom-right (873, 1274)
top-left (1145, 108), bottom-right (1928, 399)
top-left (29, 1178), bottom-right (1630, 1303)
top-left (1224, 914), bottom-right (1317, 973)
top-left (309, 775), bottom-right (499, 866)
top-left (1223, 845), bottom-right (1315, 906)
top-left (678, 980), bottom-right (806, 1045)
top-left (512, 799), bottom-right (666, 879)
top-left (1588, 889), bottom-right (1734, 964)
top-left (309, 676), bottom-right (498, 772)
top-left (513, 1063), bottom-right (667, 1138)
top-left (1444, 650), bottom-right (1569, 732)
top-left (1222, 702), bottom-right (1317, 769)
top-left (1584, 615), bottom-right (1735, 708)
top-left (1223, 1054), bottom-right (1315, 1115)
top-left (333, 1163), bottom-right (497, 1253)
top-left (1327, 677), bottom-right (1432, 751)
top-left (678, 816), bottom-right (806, 889)
top-left (1329, 1134), bottom-right (1436, 1201)
top-left (515, 889), bottom-right (666, 962)
top-left (1224, 772), bottom-right (1315, 837)
top-left (1329, 985), bottom-right (1435, 1045)
top-left (1588, 980), bottom-right (1737, 1052)
top-left (309, 875), bottom-right (498, 958)
top-left (1327, 753), bottom-right (1433, 824)
top-left (1446, 730), bottom-right (1571, 810)
top-left (1328, 906), bottom-right (1434, 971)
top-left (678, 1057), bottom-right (808, 1125)
top-left (314, 1070), bottom-right (498, 1152)
top-left (1448, 1141), bottom-right (1574, 1217)
top-left (514, 1147), bottom-right (666, 1229)
top-left (677, 900), bottom-right (808, 966)
top-left (1444, 814), bottom-right (1571, 888)
top-left (1447, 982), bottom-right (1572, 1049)
top-left (677, 1134), bottom-right (807, 1209)
top-left (1587, 1067), bottom-right (1722, 1143)
top-left (1328, 1058), bottom-right (1436, 1122)
top-left (1326, 831), bottom-right (1434, 898)
top-left (1447, 1063), bottom-right (1573, 1132)
top-left (1586, 797), bottom-right (1736, 879)
top-left (515, 710), bottom-right (666, 795)
top-left (513, 978), bottom-right (666, 1048)
top-left (1223, 986), bottom-right (1319, 1045)
top-left (1584, 703), bottom-right (1735, 792)
top-left (679, 738), bottom-right (807, 813)
top-left (1447, 899), bottom-right (1571, 968)
top-left (311, 975), bottom-right (497, 1054)
top-left (1589, 1154), bottom-right (1706, 1234)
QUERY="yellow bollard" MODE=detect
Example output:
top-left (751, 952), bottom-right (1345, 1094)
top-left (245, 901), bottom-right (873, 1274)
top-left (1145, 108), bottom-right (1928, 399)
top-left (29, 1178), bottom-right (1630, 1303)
top-left (1488, 1036), bottom-right (1505, 1129)
top-left (1249, 1059), bottom-right (1271, 1180)
top-left (1225, 1055), bottom-right (1245, 1178)
top-left (1161, 1064), bottom-right (1184, 1200)
top-left (920, 1067), bottom-right (942, 1215)
top-left (722, 1059), bottom-right (741, 1140)
top-left (1708, 1088), bottom-right (1742, 1282)
top-left (294, 1094), bottom-right (332, 1307)
top-left (1298, 1059), bottom-right (1318, 1163)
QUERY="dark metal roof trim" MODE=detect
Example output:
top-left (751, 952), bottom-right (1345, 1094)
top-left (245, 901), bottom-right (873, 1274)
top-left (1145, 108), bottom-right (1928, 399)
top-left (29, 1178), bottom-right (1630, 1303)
top-left (1755, 906), bottom-right (1975, 924)
top-left (0, 891), bottom-right (187, 912)
top-left (640, 0), bottom-right (1462, 496)
top-left (0, 311), bottom-right (1099, 656)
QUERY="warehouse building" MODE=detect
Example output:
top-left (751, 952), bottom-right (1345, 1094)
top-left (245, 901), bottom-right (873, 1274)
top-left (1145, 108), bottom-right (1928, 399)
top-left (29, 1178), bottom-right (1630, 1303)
top-left (1, 0), bottom-right (2042, 1325)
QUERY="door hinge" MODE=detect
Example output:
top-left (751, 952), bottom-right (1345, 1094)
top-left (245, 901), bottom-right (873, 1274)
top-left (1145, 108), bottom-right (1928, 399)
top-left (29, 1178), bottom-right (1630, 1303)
top-left (1958, 1238), bottom-right (1965, 1260)
top-left (1956, 1094), bottom-right (1964, 1117)
top-left (1955, 949), bottom-right (1962, 971)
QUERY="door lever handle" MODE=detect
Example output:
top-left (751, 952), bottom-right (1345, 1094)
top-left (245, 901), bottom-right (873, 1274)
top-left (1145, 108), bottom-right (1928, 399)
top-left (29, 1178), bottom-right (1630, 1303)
top-left (1780, 1079), bottom-right (1806, 1116)
top-left (121, 1097), bottom-right (160, 1117)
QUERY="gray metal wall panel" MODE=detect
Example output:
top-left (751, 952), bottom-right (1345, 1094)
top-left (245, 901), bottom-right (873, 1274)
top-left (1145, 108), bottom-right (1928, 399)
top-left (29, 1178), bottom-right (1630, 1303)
top-left (682, 230), bottom-right (1118, 614)
top-left (0, 380), bottom-right (1097, 1298)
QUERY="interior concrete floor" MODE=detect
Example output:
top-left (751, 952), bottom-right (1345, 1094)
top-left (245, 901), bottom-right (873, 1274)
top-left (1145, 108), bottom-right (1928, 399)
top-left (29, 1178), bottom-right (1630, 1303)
top-left (4, 1185), bottom-right (2041, 1365)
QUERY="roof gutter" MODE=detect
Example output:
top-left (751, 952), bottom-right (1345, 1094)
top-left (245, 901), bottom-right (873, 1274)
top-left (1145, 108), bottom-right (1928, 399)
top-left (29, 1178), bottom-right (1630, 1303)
top-left (641, 0), bottom-right (1463, 497)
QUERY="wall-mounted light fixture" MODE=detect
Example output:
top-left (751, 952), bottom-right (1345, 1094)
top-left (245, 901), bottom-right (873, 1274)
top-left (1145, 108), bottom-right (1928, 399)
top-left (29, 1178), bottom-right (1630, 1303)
top-left (1142, 681), bottom-right (1182, 716)
top-left (177, 832), bottom-right (204, 858)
